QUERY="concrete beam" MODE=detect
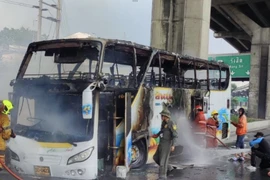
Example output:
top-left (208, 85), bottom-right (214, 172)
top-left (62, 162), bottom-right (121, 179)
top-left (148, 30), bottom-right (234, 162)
top-left (213, 6), bottom-right (242, 30)
top-left (266, 1), bottom-right (270, 11)
top-left (212, 0), bottom-right (265, 5)
top-left (213, 31), bottom-right (251, 40)
top-left (247, 1), bottom-right (270, 27)
top-left (221, 4), bottom-right (261, 36)
top-left (211, 17), bottom-right (230, 31)
top-left (236, 39), bottom-right (250, 51)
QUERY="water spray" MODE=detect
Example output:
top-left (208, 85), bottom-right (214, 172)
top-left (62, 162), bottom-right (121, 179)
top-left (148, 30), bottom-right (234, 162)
top-left (174, 112), bottom-right (251, 166)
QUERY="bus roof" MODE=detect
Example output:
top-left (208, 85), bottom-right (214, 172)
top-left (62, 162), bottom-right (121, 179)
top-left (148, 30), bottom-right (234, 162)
top-left (26, 37), bottom-right (229, 69)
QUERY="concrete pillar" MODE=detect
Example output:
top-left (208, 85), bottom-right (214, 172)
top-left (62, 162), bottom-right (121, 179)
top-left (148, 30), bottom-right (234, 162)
top-left (150, 0), bottom-right (211, 59)
top-left (249, 28), bottom-right (270, 119)
top-left (264, 29), bottom-right (270, 119)
top-left (221, 4), bottom-right (266, 119)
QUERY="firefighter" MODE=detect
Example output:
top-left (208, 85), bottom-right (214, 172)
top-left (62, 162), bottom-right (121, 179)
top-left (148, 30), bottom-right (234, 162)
top-left (193, 105), bottom-right (206, 132)
top-left (193, 105), bottom-right (206, 147)
top-left (0, 100), bottom-right (16, 170)
top-left (152, 109), bottom-right (178, 179)
top-left (206, 110), bottom-right (219, 148)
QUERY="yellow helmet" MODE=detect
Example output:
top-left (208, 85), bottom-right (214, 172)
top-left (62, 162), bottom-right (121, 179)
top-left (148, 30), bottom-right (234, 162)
top-left (211, 110), bottom-right (218, 116)
top-left (2, 100), bottom-right (13, 115)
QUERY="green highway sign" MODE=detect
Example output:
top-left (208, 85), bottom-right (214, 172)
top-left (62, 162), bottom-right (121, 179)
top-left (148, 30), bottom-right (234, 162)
top-left (236, 96), bottom-right (248, 102)
top-left (208, 54), bottom-right (250, 78)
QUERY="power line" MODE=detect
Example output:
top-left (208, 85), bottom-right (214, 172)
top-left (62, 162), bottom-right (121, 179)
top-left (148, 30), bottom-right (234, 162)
top-left (0, 0), bottom-right (61, 40)
top-left (0, 0), bottom-right (37, 8)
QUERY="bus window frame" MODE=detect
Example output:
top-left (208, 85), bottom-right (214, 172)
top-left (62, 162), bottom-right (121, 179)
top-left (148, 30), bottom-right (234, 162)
top-left (133, 47), bottom-right (138, 87)
top-left (101, 41), bottom-right (230, 91)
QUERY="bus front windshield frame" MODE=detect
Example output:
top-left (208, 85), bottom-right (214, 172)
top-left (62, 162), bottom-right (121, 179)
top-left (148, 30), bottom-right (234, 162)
top-left (17, 40), bottom-right (103, 80)
top-left (11, 40), bottom-right (102, 143)
top-left (12, 93), bottom-right (94, 143)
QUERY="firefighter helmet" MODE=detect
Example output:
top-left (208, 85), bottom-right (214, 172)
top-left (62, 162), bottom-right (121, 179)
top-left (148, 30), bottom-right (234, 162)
top-left (195, 105), bottom-right (203, 110)
top-left (2, 100), bottom-right (13, 115)
top-left (211, 110), bottom-right (218, 116)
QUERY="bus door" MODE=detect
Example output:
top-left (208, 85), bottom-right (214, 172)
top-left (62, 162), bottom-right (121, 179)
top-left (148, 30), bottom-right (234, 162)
top-left (111, 92), bottom-right (132, 172)
top-left (124, 92), bottom-right (132, 171)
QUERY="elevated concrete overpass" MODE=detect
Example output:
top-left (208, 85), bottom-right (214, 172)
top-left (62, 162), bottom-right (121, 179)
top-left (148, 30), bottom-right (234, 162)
top-left (211, 0), bottom-right (270, 119)
top-left (232, 84), bottom-right (249, 96)
top-left (150, 0), bottom-right (270, 119)
top-left (211, 0), bottom-right (270, 52)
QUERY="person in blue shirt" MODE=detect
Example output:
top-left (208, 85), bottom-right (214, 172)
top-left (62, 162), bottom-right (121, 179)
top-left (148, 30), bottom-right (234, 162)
top-left (248, 132), bottom-right (270, 171)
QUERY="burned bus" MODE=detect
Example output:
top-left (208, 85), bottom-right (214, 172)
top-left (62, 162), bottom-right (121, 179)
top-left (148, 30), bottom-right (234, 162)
top-left (7, 37), bottom-right (231, 179)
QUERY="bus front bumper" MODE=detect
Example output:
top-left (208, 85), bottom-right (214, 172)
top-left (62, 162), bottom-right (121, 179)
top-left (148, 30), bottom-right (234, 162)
top-left (10, 160), bottom-right (97, 180)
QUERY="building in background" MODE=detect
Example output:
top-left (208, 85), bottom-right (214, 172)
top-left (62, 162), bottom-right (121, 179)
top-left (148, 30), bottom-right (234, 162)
top-left (232, 83), bottom-right (249, 111)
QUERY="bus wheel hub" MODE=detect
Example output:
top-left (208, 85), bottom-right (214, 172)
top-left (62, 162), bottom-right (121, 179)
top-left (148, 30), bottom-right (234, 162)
top-left (131, 145), bottom-right (140, 162)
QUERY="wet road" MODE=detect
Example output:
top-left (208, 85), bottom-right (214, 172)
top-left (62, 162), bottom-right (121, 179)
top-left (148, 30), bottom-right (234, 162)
top-left (126, 156), bottom-right (270, 180)
top-left (125, 128), bottom-right (270, 180)
top-left (1, 128), bottom-right (270, 180)
top-left (0, 155), bottom-right (269, 180)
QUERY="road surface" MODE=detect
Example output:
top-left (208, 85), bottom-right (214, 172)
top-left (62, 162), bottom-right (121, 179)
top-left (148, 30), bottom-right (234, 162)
top-left (1, 128), bottom-right (270, 180)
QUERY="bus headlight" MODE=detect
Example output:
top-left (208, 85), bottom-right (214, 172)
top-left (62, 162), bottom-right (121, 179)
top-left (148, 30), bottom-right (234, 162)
top-left (11, 150), bottom-right (20, 162)
top-left (67, 147), bottom-right (94, 165)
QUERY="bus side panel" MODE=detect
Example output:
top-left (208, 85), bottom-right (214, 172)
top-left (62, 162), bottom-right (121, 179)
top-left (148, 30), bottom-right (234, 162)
top-left (125, 92), bottom-right (132, 169)
top-left (115, 120), bottom-right (125, 167)
top-left (131, 86), bottom-right (145, 132)
top-left (208, 80), bottom-right (231, 139)
top-left (147, 87), bottom-right (173, 164)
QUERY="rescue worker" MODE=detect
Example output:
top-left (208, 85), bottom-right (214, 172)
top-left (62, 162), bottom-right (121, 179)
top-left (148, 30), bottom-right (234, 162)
top-left (193, 105), bottom-right (206, 132)
top-left (193, 105), bottom-right (206, 147)
top-left (246, 132), bottom-right (270, 172)
top-left (152, 109), bottom-right (178, 179)
top-left (206, 110), bottom-right (219, 148)
top-left (0, 100), bottom-right (16, 170)
top-left (230, 107), bottom-right (247, 161)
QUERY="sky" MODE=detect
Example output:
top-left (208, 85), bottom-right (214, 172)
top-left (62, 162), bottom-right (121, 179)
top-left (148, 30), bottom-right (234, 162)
top-left (0, 0), bottom-right (247, 87)
top-left (0, 0), bottom-right (238, 54)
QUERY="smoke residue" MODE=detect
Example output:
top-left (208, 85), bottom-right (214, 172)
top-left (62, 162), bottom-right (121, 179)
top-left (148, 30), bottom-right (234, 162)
top-left (0, 53), bottom-right (22, 100)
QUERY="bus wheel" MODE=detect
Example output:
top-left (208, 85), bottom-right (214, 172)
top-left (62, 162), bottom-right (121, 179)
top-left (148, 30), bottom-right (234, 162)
top-left (130, 140), bottom-right (147, 169)
top-left (5, 148), bottom-right (11, 166)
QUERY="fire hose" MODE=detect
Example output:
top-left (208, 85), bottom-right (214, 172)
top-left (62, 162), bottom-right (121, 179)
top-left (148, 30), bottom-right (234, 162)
top-left (0, 160), bottom-right (23, 180)
top-left (0, 130), bottom-right (23, 180)
top-left (196, 121), bottom-right (230, 149)
top-left (206, 125), bottom-right (231, 149)
top-left (205, 133), bottom-right (231, 150)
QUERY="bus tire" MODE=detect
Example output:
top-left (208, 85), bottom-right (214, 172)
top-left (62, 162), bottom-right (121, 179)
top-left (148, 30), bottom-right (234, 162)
top-left (5, 148), bottom-right (11, 166)
top-left (130, 139), bottom-right (147, 169)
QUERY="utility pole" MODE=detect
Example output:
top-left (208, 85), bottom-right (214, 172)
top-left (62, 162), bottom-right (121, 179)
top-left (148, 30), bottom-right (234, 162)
top-left (55, 0), bottom-right (61, 39)
top-left (37, 0), bottom-right (43, 41)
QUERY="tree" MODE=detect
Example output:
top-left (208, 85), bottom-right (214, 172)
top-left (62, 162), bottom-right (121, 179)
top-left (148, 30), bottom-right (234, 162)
top-left (231, 97), bottom-right (239, 109)
top-left (0, 27), bottom-right (47, 47)
top-left (231, 83), bottom-right (237, 93)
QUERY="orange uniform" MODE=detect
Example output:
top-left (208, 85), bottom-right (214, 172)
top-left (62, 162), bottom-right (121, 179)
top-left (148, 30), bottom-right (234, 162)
top-left (206, 117), bottom-right (219, 148)
top-left (231, 114), bottom-right (247, 136)
top-left (194, 111), bottom-right (206, 132)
